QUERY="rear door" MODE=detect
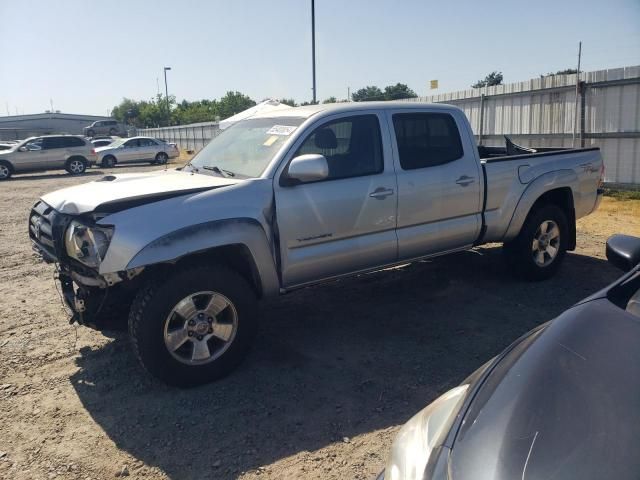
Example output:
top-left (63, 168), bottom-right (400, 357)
top-left (42, 137), bottom-right (68, 168)
top-left (274, 112), bottom-right (398, 287)
top-left (138, 138), bottom-right (159, 161)
top-left (388, 109), bottom-right (483, 259)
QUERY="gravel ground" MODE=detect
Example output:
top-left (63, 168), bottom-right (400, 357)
top-left (1, 164), bottom-right (639, 480)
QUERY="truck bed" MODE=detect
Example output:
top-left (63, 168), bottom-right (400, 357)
top-left (478, 136), bottom-right (593, 161)
top-left (477, 137), bottom-right (603, 245)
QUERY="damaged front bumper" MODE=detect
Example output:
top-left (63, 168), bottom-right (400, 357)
top-left (56, 266), bottom-right (142, 330)
top-left (30, 200), bottom-right (143, 330)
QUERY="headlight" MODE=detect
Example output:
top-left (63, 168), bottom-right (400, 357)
top-left (64, 220), bottom-right (114, 268)
top-left (385, 385), bottom-right (469, 480)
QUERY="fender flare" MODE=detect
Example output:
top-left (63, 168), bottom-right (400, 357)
top-left (503, 169), bottom-right (577, 242)
top-left (126, 218), bottom-right (280, 297)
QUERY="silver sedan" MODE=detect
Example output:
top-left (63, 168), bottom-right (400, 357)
top-left (96, 136), bottom-right (179, 168)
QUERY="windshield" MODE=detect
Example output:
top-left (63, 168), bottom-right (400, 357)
top-left (188, 117), bottom-right (305, 178)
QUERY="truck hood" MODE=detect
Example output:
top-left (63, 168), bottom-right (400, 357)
top-left (41, 169), bottom-right (238, 215)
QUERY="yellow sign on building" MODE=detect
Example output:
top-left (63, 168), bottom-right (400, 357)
top-left (430, 80), bottom-right (439, 90)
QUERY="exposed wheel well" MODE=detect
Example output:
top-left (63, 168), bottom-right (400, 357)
top-left (531, 187), bottom-right (576, 250)
top-left (140, 244), bottom-right (264, 298)
top-left (103, 154), bottom-right (117, 164)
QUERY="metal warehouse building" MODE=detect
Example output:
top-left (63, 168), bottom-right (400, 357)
top-left (0, 112), bottom-right (111, 140)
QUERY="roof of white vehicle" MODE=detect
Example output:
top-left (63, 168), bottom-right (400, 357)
top-left (250, 101), bottom-right (460, 119)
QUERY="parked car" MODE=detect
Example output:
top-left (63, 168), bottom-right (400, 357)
top-left (29, 102), bottom-right (604, 386)
top-left (91, 138), bottom-right (115, 148)
top-left (83, 119), bottom-right (125, 137)
top-left (95, 136), bottom-right (179, 167)
top-left (0, 135), bottom-right (97, 180)
top-left (378, 234), bottom-right (640, 480)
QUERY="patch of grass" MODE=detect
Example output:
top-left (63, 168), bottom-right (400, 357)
top-left (603, 187), bottom-right (640, 201)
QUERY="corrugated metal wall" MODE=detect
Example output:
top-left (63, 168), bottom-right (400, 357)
top-left (406, 66), bottom-right (640, 185)
top-left (140, 122), bottom-right (221, 151)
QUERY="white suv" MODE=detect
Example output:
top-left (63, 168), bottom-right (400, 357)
top-left (0, 135), bottom-right (97, 180)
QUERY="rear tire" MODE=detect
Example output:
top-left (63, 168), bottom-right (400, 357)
top-left (101, 155), bottom-right (116, 168)
top-left (128, 265), bottom-right (258, 387)
top-left (504, 204), bottom-right (569, 281)
top-left (0, 161), bottom-right (12, 180)
top-left (87, 129), bottom-right (95, 137)
top-left (65, 157), bottom-right (87, 175)
top-left (154, 152), bottom-right (168, 165)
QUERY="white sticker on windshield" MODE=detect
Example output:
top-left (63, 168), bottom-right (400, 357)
top-left (266, 125), bottom-right (297, 136)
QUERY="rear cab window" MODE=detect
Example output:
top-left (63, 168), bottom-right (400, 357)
top-left (392, 112), bottom-right (463, 170)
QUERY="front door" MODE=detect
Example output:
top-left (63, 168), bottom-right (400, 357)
top-left (388, 109), bottom-right (483, 259)
top-left (274, 112), bottom-right (398, 288)
top-left (120, 138), bottom-right (141, 163)
top-left (12, 138), bottom-right (49, 171)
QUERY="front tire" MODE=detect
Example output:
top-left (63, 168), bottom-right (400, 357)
top-left (101, 155), bottom-right (116, 168)
top-left (504, 204), bottom-right (569, 281)
top-left (65, 157), bottom-right (87, 175)
top-left (128, 265), bottom-right (258, 387)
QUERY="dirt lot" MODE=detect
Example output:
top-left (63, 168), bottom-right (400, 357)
top-left (1, 164), bottom-right (639, 480)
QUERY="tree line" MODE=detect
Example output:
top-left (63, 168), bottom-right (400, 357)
top-left (111, 82), bottom-right (421, 128)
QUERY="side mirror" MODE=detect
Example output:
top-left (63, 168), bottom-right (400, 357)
top-left (18, 146), bottom-right (28, 152)
top-left (285, 154), bottom-right (329, 185)
top-left (606, 234), bottom-right (640, 272)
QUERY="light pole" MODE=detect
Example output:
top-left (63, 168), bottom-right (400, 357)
top-left (311, 0), bottom-right (316, 104)
top-left (164, 66), bottom-right (171, 126)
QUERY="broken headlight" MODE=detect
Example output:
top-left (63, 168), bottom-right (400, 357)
top-left (64, 220), bottom-right (114, 268)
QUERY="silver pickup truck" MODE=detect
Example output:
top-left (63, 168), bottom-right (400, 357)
top-left (29, 102), bottom-right (604, 386)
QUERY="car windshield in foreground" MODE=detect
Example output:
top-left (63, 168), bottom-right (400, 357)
top-left (187, 117), bottom-right (305, 178)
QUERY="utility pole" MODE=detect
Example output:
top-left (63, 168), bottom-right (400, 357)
top-left (311, 0), bottom-right (316, 104)
top-left (347, 86), bottom-right (350, 102)
top-left (164, 67), bottom-right (172, 127)
top-left (572, 41), bottom-right (582, 148)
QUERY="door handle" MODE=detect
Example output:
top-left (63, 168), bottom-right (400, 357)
top-left (455, 175), bottom-right (475, 187)
top-left (369, 187), bottom-right (394, 199)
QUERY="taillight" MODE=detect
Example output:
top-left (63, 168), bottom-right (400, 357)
top-left (599, 163), bottom-right (605, 188)
top-left (91, 148), bottom-right (96, 154)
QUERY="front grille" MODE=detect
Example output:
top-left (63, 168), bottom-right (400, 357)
top-left (29, 201), bottom-right (62, 262)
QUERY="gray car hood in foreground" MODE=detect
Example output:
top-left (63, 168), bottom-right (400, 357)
top-left (449, 298), bottom-right (640, 480)
top-left (41, 169), bottom-right (238, 215)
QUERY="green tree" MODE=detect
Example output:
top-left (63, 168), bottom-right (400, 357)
top-left (322, 96), bottom-right (337, 104)
top-left (383, 83), bottom-right (417, 100)
top-left (278, 98), bottom-right (297, 107)
top-left (352, 86), bottom-right (384, 102)
top-left (472, 71), bottom-right (503, 88)
top-left (216, 91), bottom-right (256, 120)
top-left (542, 68), bottom-right (578, 77)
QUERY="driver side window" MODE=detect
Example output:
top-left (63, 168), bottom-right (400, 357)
top-left (294, 114), bottom-right (383, 181)
top-left (25, 138), bottom-right (43, 151)
top-left (124, 139), bottom-right (139, 148)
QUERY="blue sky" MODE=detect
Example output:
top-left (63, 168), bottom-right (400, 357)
top-left (1, 0), bottom-right (639, 116)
